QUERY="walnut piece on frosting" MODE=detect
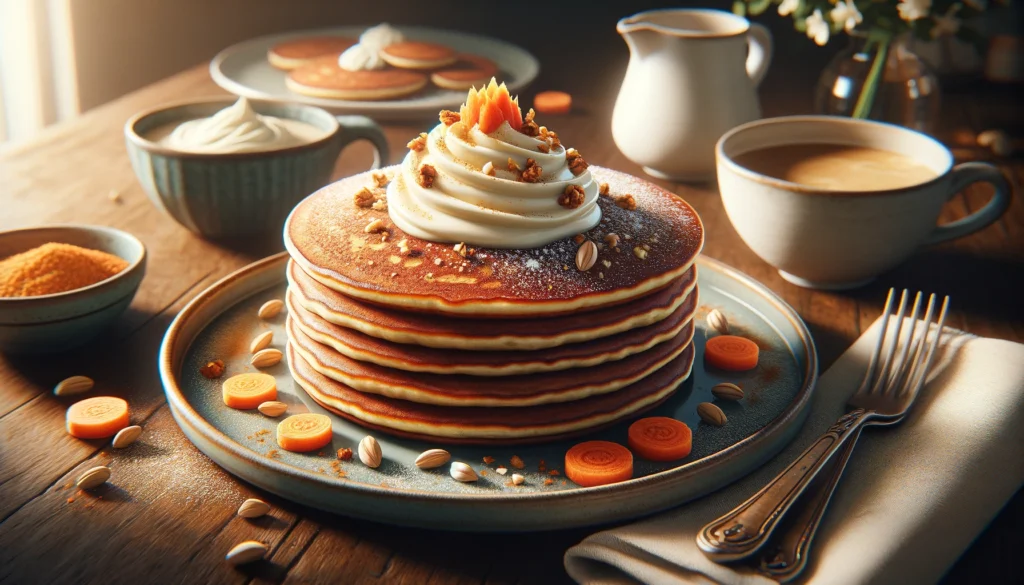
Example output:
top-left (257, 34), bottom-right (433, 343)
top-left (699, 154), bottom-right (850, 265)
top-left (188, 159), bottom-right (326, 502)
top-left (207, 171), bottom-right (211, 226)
top-left (439, 110), bottom-right (461, 125)
top-left (520, 158), bottom-right (542, 183)
top-left (417, 164), bottom-right (437, 188)
top-left (558, 184), bottom-right (585, 209)
top-left (566, 148), bottom-right (588, 176)
top-left (520, 108), bottom-right (540, 137)
top-left (407, 132), bottom-right (428, 152)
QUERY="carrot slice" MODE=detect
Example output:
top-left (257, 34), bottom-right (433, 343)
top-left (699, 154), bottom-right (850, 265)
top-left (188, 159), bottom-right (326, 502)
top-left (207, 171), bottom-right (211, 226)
top-left (564, 440), bottom-right (633, 487)
top-left (222, 373), bottom-right (277, 410)
top-left (66, 396), bottom-right (130, 439)
top-left (628, 417), bottom-right (692, 461)
top-left (276, 413), bottom-right (333, 452)
top-left (705, 335), bottom-right (759, 371)
top-left (533, 91), bottom-right (572, 115)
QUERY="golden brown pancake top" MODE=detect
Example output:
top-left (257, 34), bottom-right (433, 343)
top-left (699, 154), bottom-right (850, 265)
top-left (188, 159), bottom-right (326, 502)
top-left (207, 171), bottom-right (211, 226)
top-left (432, 54), bottom-right (499, 81)
top-left (285, 166), bottom-right (704, 314)
top-left (288, 57), bottom-right (427, 90)
top-left (270, 37), bottom-right (356, 59)
top-left (381, 41), bottom-right (456, 61)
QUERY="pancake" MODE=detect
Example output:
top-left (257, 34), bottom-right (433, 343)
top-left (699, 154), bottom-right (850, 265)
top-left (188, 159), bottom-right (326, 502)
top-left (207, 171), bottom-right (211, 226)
top-left (286, 287), bottom-right (697, 375)
top-left (288, 315), bottom-right (694, 407)
top-left (288, 343), bottom-right (695, 443)
top-left (268, 37), bottom-right (356, 70)
top-left (286, 57), bottom-right (428, 100)
top-left (379, 41), bottom-right (457, 69)
top-left (288, 259), bottom-right (697, 350)
top-left (284, 166), bottom-right (704, 316)
top-left (430, 54), bottom-right (499, 90)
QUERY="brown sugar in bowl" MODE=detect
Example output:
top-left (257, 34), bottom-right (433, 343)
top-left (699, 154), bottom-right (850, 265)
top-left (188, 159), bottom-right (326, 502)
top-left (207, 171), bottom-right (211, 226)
top-left (0, 225), bottom-right (146, 354)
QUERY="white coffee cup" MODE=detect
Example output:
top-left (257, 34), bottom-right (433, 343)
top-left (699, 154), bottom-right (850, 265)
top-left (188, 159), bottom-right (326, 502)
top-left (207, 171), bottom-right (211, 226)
top-left (716, 116), bottom-right (1011, 290)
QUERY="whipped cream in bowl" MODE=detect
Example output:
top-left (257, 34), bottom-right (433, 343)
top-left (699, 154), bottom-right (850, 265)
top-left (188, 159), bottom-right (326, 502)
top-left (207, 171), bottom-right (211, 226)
top-left (388, 83), bottom-right (601, 249)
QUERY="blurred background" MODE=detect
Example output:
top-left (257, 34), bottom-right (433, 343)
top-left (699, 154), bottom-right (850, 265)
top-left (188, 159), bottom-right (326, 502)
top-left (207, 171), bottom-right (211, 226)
top-left (1, 0), bottom-right (1020, 145)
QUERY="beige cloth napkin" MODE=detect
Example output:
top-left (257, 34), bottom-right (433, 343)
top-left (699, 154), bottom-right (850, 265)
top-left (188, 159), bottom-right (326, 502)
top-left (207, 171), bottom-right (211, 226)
top-left (565, 317), bottom-right (1024, 585)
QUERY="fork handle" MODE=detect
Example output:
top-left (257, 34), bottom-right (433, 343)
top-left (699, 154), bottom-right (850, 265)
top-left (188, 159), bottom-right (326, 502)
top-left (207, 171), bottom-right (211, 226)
top-left (696, 408), bottom-right (869, 561)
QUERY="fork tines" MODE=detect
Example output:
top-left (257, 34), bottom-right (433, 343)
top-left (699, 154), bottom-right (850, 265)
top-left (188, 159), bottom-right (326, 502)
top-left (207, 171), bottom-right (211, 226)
top-left (863, 289), bottom-right (950, 398)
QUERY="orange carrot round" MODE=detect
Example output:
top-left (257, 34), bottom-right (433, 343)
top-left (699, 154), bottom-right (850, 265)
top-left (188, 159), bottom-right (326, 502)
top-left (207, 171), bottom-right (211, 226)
top-left (705, 335), bottom-right (759, 371)
top-left (564, 440), bottom-right (633, 487)
top-left (222, 373), bottom-right (277, 410)
top-left (66, 396), bottom-right (130, 439)
top-left (628, 417), bottom-right (692, 461)
top-left (276, 413), bottom-right (333, 452)
top-left (533, 91), bottom-right (572, 115)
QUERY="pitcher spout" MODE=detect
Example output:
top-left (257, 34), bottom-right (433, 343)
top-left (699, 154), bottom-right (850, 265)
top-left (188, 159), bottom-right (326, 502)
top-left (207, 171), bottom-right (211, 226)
top-left (616, 15), bottom-right (666, 58)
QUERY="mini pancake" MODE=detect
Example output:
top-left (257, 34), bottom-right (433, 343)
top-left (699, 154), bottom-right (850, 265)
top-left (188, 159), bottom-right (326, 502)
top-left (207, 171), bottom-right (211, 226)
top-left (288, 259), bottom-right (697, 350)
top-left (286, 287), bottom-right (697, 375)
top-left (288, 343), bottom-right (695, 444)
top-left (288, 315), bottom-right (694, 407)
top-left (380, 41), bottom-right (457, 69)
top-left (286, 57), bottom-right (428, 100)
top-left (285, 166), bottom-right (704, 316)
top-left (430, 54), bottom-right (499, 90)
top-left (268, 36), bottom-right (356, 70)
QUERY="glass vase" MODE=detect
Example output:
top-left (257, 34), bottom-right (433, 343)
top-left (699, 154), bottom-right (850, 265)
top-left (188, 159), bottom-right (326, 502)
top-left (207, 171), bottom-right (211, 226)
top-left (815, 32), bottom-right (942, 135)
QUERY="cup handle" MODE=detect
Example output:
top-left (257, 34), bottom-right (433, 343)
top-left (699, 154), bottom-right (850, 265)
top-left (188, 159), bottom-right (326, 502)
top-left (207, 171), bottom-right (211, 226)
top-left (334, 115), bottom-right (389, 170)
top-left (927, 162), bottom-right (1011, 245)
top-left (746, 23), bottom-right (773, 87)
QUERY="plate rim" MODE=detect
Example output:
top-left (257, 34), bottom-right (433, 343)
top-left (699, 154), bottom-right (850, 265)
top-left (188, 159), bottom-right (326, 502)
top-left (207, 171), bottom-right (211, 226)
top-left (159, 251), bottom-right (817, 508)
top-left (209, 25), bottom-right (540, 114)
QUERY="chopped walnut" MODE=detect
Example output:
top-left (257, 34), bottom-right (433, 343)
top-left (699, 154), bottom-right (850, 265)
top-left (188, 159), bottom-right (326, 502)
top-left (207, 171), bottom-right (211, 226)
top-left (520, 158), bottom-right (542, 183)
top-left (537, 141), bottom-right (550, 153)
top-left (439, 110), bottom-right (461, 125)
top-left (538, 126), bottom-right (561, 149)
top-left (633, 246), bottom-right (648, 260)
top-left (407, 132), bottom-right (428, 152)
top-left (510, 455), bottom-right (525, 469)
top-left (337, 448), bottom-right (353, 461)
top-left (417, 164), bottom-right (437, 188)
top-left (371, 198), bottom-right (388, 212)
top-left (599, 182), bottom-right (610, 197)
top-left (566, 148), bottom-right (588, 176)
top-left (573, 234), bottom-right (585, 244)
top-left (372, 171), bottom-right (389, 188)
top-left (615, 193), bottom-right (637, 211)
top-left (604, 233), bottom-right (619, 248)
top-left (353, 187), bottom-right (375, 208)
top-left (601, 259), bottom-right (612, 268)
top-left (199, 359), bottom-right (225, 379)
top-left (507, 158), bottom-right (521, 173)
top-left (558, 184), bottom-right (585, 209)
top-left (453, 242), bottom-right (467, 257)
top-left (364, 218), bottom-right (386, 234)
top-left (520, 108), bottom-right (540, 137)
top-left (482, 456), bottom-right (495, 464)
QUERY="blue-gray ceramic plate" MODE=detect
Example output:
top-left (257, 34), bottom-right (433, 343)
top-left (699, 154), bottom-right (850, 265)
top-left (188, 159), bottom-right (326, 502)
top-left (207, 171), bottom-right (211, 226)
top-left (211, 26), bottom-right (539, 121)
top-left (159, 253), bottom-right (816, 531)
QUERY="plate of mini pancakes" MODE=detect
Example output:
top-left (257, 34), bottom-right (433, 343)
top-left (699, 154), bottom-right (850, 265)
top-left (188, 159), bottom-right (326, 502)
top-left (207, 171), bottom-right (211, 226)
top-left (210, 26), bottom-right (539, 121)
top-left (159, 167), bottom-right (818, 531)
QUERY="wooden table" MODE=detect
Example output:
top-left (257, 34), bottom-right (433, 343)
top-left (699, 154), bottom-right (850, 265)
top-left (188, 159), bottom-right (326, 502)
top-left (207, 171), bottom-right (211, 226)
top-left (1, 53), bottom-right (1021, 584)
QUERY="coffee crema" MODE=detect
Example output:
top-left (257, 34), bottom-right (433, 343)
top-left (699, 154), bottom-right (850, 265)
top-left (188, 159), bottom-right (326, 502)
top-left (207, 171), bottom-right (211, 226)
top-left (733, 144), bottom-right (938, 191)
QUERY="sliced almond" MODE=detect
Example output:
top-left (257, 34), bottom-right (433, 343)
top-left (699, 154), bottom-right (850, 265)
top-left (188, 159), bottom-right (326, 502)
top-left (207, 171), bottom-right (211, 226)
top-left (111, 425), bottom-right (142, 448)
top-left (358, 435), bottom-right (382, 468)
top-left (706, 309), bottom-right (730, 335)
top-left (450, 461), bottom-right (478, 482)
top-left (415, 448), bottom-right (451, 469)
top-left (251, 348), bottom-right (283, 368)
top-left (575, 240), bottom-right (598, 272)
top-left (698, 402), bottom-right (728, 426)
top-left (237, 498), bottom-right (271, 518)
top-left (511, 473), bottom-right (525, 486)
top-left (257, 299), bottom-right (284, 320)
top-left (711, 383), bottom-right (744, 401)
top-left (225, 540), bottom-right (267, 565)
top-left (257, 401), bottom-right (288, 417)
top-left (633, 246), bottom-right (648, 260)
top-left (364, 218), bottom-right (386, 234)
top-left (76, 466), bottom-right (111, 490)
top-left (53, 375), bottom-right (94, 396)
top-left (250, 331), bottom-right (273, 354)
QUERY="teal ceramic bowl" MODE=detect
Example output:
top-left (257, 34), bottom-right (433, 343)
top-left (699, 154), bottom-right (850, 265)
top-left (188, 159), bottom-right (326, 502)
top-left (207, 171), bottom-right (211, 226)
top-left (124, 98), bottom-right (387, 238)
top-left (0, 225), bottom-right (146, 354)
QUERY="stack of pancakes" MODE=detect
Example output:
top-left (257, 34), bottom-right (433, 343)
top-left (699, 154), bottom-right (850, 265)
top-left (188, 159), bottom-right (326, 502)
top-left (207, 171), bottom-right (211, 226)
top-left (283, 167), bottom-right (704, 444)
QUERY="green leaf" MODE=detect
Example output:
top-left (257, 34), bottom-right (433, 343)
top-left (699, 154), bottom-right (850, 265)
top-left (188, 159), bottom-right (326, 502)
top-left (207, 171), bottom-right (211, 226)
top-left (733, 0), bottom-right (747, 16)
top-left (747, 0), bottom-right (772, 16)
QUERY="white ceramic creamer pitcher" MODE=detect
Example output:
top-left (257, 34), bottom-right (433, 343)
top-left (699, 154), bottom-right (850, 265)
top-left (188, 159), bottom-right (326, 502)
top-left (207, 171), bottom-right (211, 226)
top-left (612, 9), bottom-right (772, 182)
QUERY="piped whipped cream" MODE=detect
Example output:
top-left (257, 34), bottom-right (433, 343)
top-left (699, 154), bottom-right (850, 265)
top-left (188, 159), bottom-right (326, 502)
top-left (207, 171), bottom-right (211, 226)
top-left (161, 98), bottom-right (323, 153)
top-left (359, 23), bottom-right (404, 52)
top-left (338, 44), bottom-right (387, 71)
top-left (387, 90), bottom-right (601, 249)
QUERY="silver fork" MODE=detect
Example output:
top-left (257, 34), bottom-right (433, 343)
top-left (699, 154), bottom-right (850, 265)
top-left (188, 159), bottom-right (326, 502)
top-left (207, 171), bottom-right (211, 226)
top-left (697, 289), bottom-right (950, 562)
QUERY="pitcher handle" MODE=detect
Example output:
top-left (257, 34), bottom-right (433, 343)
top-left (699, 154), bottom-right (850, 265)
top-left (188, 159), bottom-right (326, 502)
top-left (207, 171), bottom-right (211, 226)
top-left (746, 23), bottom-right (773, 87)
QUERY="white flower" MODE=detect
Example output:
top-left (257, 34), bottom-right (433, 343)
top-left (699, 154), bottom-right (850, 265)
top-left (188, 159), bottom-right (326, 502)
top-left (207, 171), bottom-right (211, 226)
top-left (778, 0), bottom-right (800, 17)
top-left (830, 0), bottom-right (863, 32)
top-left (897, 0), bottom-right (932, 21)
top-left (805, 9), bottom-right (830, 46)
top-left (931, 5), bottom-right (961, 38)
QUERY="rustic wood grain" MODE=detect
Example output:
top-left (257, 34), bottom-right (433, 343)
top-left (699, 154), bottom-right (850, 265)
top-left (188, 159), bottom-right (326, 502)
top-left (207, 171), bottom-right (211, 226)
top-left (0, 43), bottom-right (1021, 585)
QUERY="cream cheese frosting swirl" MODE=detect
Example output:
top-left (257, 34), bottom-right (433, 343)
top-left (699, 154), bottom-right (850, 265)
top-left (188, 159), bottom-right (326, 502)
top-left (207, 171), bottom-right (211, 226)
top-left (387, 121), bottom-right (602, 248)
